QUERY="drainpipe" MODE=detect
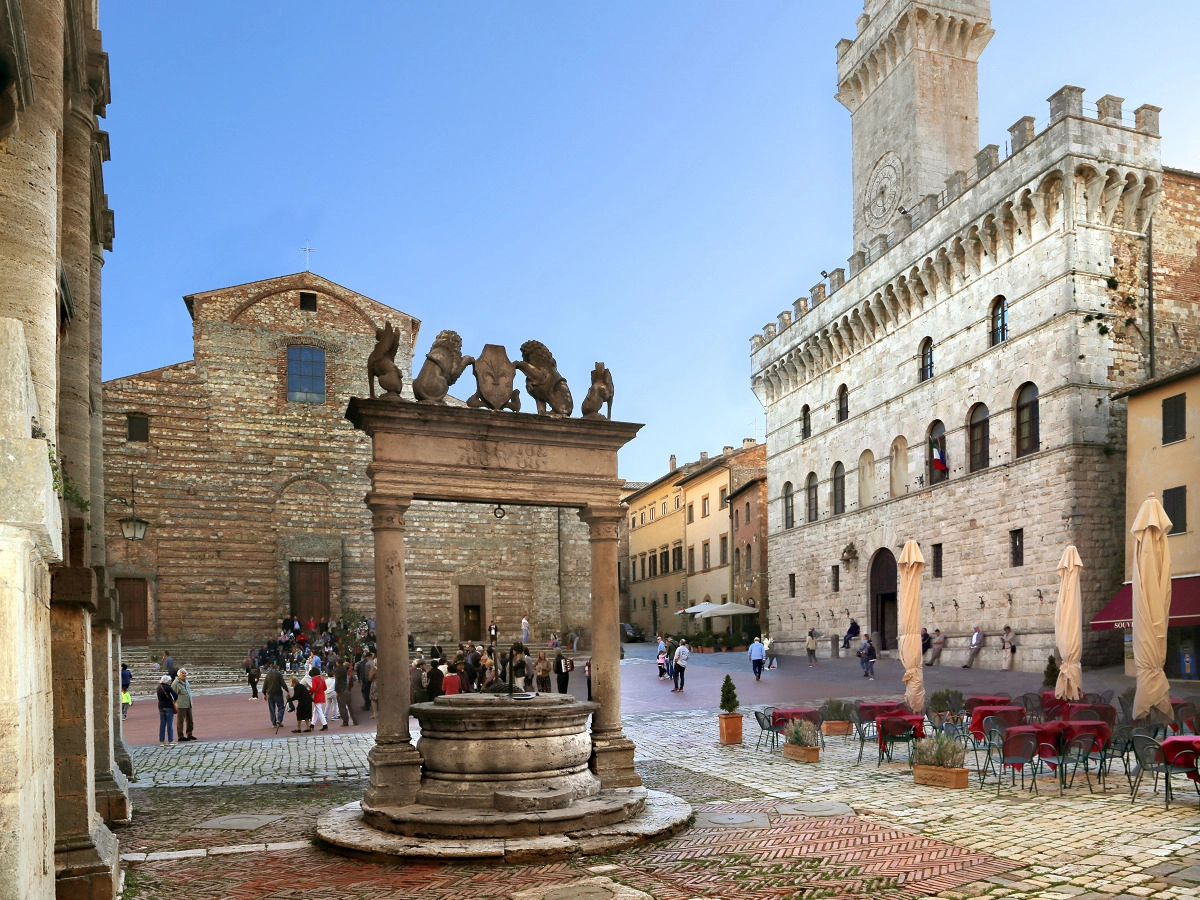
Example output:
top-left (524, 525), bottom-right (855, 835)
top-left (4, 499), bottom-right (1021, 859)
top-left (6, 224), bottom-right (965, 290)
top-left (1147, 218), bottom-right (1156, 379)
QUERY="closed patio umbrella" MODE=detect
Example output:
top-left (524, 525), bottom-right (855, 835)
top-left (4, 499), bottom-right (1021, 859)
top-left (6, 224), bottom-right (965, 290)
top-left (1132, 493), bottom-right (1174, 721)
top-left (1054, 545), bottom-right (1085, 701)
top-left (898, 536), bottom-right (926, 714)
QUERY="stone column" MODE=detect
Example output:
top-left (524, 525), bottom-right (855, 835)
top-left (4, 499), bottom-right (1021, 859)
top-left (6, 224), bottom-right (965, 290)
top-left (91, 578), bottom-right (130, 825)
top-left (50, 567), bottom-right (119, 897)
top-left (362, 494), bottom-right (422, 810)
top-left (580, 505), bottom-right (641, 789)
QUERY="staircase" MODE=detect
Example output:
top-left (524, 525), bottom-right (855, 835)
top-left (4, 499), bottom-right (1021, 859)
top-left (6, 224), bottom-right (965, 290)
top-left (121, 641), bottom-right (251, 696)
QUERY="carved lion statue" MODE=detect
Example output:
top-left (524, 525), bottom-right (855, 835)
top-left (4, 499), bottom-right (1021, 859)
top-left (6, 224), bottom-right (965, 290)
top-left (413, 330), bottom-right (474, 403)
top-left (581, 362), bottom-right (614, 419)
top-left (368, 321), bottom-right (404, 399)
top-left (515, 340), bottom-right (573, 417)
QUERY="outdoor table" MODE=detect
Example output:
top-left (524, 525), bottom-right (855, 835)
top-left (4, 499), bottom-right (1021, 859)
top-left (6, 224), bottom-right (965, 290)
top-left (876, 713), bottom-right (925, 750)
top-left (969, 705), bottom-right (1026, 739)
top-left (1007, 720), bottom-right (1111, 761)
top-left (964, 695), bottom-right (1010, 712)
top-left (858, 701), bottom-right (907, 720)
top-left (772, 707), bottom-right (819, 728)
top-left (1160, 736), bottom-right (1200, 781)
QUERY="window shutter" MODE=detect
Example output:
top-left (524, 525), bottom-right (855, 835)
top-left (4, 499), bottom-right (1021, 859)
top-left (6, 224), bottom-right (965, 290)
top-left (1163, 485), bottom-right (1187, 535)
top-left (1163, 394), bottom-right (1186, 444)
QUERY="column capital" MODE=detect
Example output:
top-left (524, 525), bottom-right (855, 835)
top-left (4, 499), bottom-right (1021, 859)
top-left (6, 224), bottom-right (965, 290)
top-left (367, 493), bottom-right (412, 529)
top-left (578, 504), bottom-right (624, 539)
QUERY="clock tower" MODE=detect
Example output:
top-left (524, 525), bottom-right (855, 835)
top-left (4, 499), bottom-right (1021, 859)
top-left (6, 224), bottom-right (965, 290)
top-left (836, 0), bottom-right (993, 249)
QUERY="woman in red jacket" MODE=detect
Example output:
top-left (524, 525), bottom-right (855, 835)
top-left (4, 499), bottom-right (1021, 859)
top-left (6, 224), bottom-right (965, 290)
top-left (310, 667), bottom-right (329, 731)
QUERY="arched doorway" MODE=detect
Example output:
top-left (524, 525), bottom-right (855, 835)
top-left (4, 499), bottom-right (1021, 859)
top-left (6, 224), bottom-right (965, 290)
top-left (870, 548), bottom-right (898, 651)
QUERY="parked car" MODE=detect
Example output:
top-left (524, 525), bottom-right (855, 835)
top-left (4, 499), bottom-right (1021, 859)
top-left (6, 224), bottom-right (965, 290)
top-left (620, 622), bottom-right (645, 643)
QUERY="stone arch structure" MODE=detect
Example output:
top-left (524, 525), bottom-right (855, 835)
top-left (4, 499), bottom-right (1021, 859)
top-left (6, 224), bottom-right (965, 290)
top-left (869, 547), bottom-right (898, 651)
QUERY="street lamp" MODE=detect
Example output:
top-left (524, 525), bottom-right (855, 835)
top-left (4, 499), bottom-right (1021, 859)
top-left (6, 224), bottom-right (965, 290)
top-left (107, 474), bottom-right (150, 541)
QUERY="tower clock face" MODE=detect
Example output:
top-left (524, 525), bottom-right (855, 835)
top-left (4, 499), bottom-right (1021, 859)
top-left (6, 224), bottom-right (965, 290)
top-left (864, 151), bottom-right (903, 229)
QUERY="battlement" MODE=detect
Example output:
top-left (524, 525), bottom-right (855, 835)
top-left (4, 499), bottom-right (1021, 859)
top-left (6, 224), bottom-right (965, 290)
top-left (749, 85), bottom-right (1162, 365)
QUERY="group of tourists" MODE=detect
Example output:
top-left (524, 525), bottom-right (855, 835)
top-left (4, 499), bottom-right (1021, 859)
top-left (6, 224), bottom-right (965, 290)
top-left (154, 663), bottom-right (195, 744)
top-left (408, 641), bottom-right (586, 702)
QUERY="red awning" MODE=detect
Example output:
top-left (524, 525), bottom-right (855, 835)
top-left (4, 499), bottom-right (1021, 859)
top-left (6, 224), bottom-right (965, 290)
top-left (1091, 575), bottom-right (1200, 630)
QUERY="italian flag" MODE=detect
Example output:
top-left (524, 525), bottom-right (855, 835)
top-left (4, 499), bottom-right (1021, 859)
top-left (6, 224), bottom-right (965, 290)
top-left (931, 439), bottom-right (948, 472)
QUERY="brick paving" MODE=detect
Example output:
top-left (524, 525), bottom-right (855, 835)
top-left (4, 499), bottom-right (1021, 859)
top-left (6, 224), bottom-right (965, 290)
top-left (119, 698), bottom-right (1200, 900)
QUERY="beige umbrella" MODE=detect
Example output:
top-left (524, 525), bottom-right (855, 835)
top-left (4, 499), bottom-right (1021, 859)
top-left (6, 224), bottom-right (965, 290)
top-left (1132, 493), bottom-right (1174, 721)
top-left (898, 536), bottom-right (926, 714)
top-left (1054, 545), bottom-right (1084, 701)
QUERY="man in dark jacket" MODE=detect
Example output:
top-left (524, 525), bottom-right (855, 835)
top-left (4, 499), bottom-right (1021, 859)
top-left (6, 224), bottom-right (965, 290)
top-left (262, 662), bottom-right (289, 728)
top-left (356, 652), bottom-right (373, 710)
top-left (426, 661), bottom-right (444, 700)
top-left (334, 661), bottom-right (357, 726)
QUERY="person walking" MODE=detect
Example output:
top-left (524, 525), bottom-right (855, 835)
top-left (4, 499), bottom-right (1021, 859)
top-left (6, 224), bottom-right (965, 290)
top-left (585, 656), bottom-right (592, 701)
top-left (290, 675), bottom-right (313, 733)
top-left (172, 668), bottom-right (195, 741)
top-left (489, 621), bottom-right (499, 644)
top-left (310, 667), bottom-right (329, 730)
top-left (671, 639), bottom-right (690, 692)
top-left (246, 658), bottom-right (260, 700)
top-left (156, 675), bottom-right (177, 744)
top-left (335, 661), bottom-right (358, 726)
top-left (1001, 626), bottom-right (1018, 671)
top-left (369, 657), bottom-right (379, 718)
top-left (864, 637), bottom-right (877, 679)
top-left (262, 662), bottom-right (288, 729)
top-left (858, 634), bottom-right (871, 677)
top-left (748, 636), bottom-right (766, 681)
top-left (120, 662), bottom-right (132, 696)
top-left (926, 629), bottom-right (945, 666)
top-left (665, 635), bottom-right (677, 680)
top-left (805, 630), bottom-right (820, 667)
top-left (410, 659), bottom-right (429, 705)
top-left (521, 615), bottom-right (531, 646)
top-left (554, 650), bottom-right (570, 693)
top-left (963, 626), bottom-right (984, 668)
top-left (534, 651), bottom-right (552, 693)
top-left (121, 686), bottom-right (132, 720)
top-left (357, 652), bottom-right (373, 711)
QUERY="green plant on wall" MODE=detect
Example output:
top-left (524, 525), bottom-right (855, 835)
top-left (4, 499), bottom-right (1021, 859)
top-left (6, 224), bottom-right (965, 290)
top-left (45, 440), bottom-right (90, 514)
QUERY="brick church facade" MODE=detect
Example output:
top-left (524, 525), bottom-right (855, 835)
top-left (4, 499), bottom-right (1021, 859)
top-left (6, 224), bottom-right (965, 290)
top-left (103, 272), bottom-right (592, 646)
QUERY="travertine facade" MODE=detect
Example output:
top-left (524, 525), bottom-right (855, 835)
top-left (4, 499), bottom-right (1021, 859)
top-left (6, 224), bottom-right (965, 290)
top-left (102, 272), bottom-right (592, 648)
top-left (0, 2), bottom-right (127, 896)
top-left (751, 0), bottom-right (1200, 669)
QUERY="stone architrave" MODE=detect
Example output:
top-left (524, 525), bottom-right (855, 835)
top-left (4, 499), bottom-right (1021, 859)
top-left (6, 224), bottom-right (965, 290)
top-left (345, 400), bottom-right (643, 799)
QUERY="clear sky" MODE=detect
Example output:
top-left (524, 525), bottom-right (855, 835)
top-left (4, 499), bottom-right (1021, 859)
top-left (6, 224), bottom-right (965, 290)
top-left (99, 1), bottom-right (1200, 482)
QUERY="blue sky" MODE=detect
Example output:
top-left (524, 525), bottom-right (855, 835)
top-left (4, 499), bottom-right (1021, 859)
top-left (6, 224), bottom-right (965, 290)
top-left (99, 1), bottom-right (1200, 482)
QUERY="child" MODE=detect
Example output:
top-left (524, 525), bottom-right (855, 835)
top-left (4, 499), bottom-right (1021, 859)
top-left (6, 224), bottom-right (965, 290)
top-left (656, 649), bottom-right (667, 680)
top-left (121, 688), bottom-right (132, 720)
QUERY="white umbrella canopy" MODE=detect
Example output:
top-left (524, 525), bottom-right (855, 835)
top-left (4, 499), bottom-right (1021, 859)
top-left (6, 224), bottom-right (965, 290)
top-left (1132, 494), bottom-right (1174, 721)
top-left (696, 602), bottom-right (760, 618)
top-left (677, 602), bottom-right (718, 616)
top-left (1054, 545), bottom-right (1084, 701)
top-left (897, 537), bottom-right (926, 714)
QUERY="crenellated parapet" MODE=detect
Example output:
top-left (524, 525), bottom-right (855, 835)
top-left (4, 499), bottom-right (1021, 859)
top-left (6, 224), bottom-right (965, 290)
top-left (750, 85), bottom-right (1162, 407)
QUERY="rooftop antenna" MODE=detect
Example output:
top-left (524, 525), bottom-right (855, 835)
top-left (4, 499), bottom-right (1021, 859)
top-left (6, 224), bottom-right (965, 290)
top-left (299, 242), bottom-right (317, 271)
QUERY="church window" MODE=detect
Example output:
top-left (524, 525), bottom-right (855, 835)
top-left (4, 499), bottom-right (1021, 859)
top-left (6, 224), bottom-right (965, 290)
top-left (782, 481), bottom-right (795, 529)
top-left (832, 462), bottom-right (845, 514)
top-left (801, 405), bottom-right (811, 438)
top-left (837, 385), bottom-right (849, 422)
top-left (287, 345), bottom-right (326, 403)
top-left (918, 338), bottom-right (934, 382)
top-left (989, 296), bottom-right (1008, 346)
top-left (806, 473), bottom-right (818, 523)
top-left (968, 404), bottom-right (990, 472)
top-left (299, 291), bottom-right (318, 312)
top-left (126, 414), bottom-right (149, 443)
top-left (1015, 383), bottom-right (1040, 457)
top-left (928, 420), bottom-right (948, 485)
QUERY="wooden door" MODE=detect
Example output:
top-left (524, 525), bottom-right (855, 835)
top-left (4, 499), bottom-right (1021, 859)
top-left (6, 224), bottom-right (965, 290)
top-left (459, 585), bottom-right (484, 641)
top-left (116, 578), bottom-right (149, 642)
top-left (869, 549), bottom-right (898, 651)
top-left (290, 562), bottom-right (330, 624)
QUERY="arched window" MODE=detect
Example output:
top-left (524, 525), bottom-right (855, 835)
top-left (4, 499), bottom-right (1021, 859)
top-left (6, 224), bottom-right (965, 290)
top-left (805, 473), bottom-right (819, 523)
top-left (836, 385), bottom-right (849, 422)
top-left (746, 544), bottom-right (753, 570)
top-left (990, 296), bottom-right (1008, 346)
top-left (858, 449), bottom-right (875, 508)
top-left (1016, 382), bottom-right (1040, 456)
top-left (927, 420), bottom-right (948, 485)
top-left (733, 547), bottom-right (741, 573)
top-left (889, 437), bottom-right (908, 498)
top-left (801, 405), bottom-right (811, 439)
top-left (782, 481), bottom-right (795, 529)
top-left (968, 403), bottom-right (990, 472)
top-left (832, 462), bottom-right (846, 515)
top-left (918, 337), bottom-right (934, 382)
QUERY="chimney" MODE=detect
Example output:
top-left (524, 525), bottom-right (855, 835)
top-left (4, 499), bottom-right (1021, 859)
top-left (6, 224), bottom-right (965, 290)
top-left (699, 452), bottom-right (709, 461)
top-left (723, 445), bottom-right (734, 455)
top-left (669, 454), bottom-right (677, 472)
top-left (742, 438), bottom-right (756, 449)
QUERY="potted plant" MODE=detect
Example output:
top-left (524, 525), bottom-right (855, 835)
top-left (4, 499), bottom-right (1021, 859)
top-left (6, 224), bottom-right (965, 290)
top-left (928, 689), bottom-right (963, 728)
top-left (1042, 654), bottom-right (1060, 689)
top-left (911, 734), bottom-right (969, 788)
top-left (718, 674), bottom-right (742, 744)
top-left (820, 699), bottom-right (854, 736)
top-left (783, 719), bottom-right (820, 762)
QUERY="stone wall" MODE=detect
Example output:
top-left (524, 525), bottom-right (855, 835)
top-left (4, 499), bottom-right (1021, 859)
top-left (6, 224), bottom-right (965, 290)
top-left (103, 273), bottom-right (591, 648)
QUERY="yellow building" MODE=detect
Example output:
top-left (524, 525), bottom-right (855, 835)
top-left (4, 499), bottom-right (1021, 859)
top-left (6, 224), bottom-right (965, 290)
top-left (1094, 361), bottom-right (1199, 675)
top-left (625, 463), bottom-right (689, 638)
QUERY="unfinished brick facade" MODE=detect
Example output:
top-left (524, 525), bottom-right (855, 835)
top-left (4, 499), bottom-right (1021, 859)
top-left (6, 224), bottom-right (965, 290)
top-left (102, 272), bottom-right (592, 647)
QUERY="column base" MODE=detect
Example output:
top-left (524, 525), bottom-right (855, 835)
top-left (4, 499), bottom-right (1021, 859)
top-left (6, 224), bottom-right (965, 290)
top-left (363, 740), bottom-right (423, 809)
top-left (95, 769), bottom-right (131, 827)
top-left (590, 731), bottom-right (642, 789)
top-left (54, 821), bottom-right (119, 900)
top-left (113, 734), bottom-right (135, 780)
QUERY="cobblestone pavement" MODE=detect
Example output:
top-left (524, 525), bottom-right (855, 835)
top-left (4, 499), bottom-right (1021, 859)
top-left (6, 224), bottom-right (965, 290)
top-left (121, 708), bottom-right (1200, 899)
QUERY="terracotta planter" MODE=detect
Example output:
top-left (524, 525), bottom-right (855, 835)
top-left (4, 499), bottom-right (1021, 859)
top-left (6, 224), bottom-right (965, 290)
top-left (821, 720), bottom-right (853, 736)
top-left (732, 645), bottom-right (748, 652)
top-left (718, 713), bottom-right (743, 744)
top-left (783, 744), bottom-right (820, 763)
top-left (913, 765), bottom-right (970, 789)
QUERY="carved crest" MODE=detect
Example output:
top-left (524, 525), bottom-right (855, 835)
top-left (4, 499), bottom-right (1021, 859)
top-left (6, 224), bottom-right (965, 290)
top-left (467, 344), bottom-right (521, 412)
